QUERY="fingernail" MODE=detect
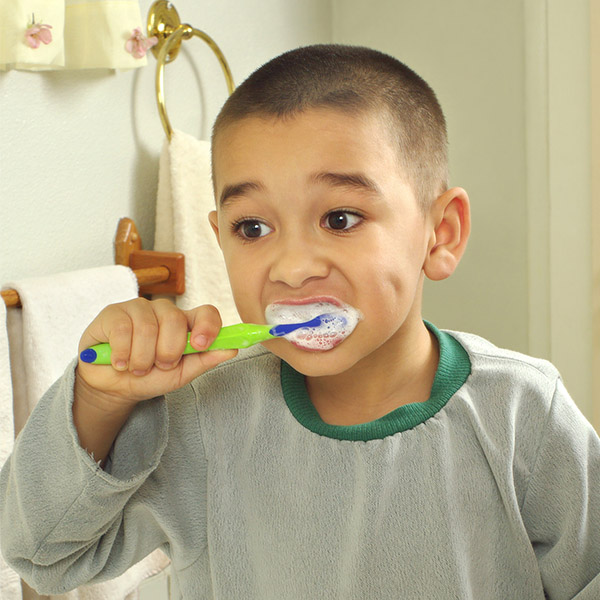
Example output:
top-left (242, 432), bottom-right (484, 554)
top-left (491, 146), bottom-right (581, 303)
top-left (114, 360), bottom-right (127, 371)
top-left (132, 369), bottom-right (148, 377)
top-left (193, 334), bottom-right (208, 349)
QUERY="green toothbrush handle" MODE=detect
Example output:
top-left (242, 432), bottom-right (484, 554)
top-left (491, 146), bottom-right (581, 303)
top-left (80, 323), bottom-right (275, 365)
top-left (184, 323), bottom-right (275, 353)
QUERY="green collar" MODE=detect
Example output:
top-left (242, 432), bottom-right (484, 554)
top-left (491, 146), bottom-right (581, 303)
top-left (280, 322), bottom-right (471, 441)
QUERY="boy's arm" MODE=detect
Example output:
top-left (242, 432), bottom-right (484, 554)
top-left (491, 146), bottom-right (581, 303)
top-left (0, 363), bottom-right (170, 594)
top-left (0, 368), bottom-right (168, 593)
top-left (521, 378), bottom-right (600, 599)
top-left (0, 298), bottom-right (235, 593)
top-left (72, 374), bottom-right (135, 466)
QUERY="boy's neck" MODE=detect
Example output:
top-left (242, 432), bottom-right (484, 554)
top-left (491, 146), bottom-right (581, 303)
top-left (305, 319), bottom-right (439, 426)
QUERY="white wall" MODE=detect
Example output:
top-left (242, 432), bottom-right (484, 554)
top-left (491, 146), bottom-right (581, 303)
top-left (0, 0), bottom-right (332, 282)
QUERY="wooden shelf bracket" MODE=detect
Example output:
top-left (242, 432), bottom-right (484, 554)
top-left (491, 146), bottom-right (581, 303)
top-left (115, 217), bottom-right (185, 296)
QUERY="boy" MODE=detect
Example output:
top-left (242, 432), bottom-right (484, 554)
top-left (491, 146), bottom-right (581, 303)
top-left (2, 45), bottom-right (599, 599)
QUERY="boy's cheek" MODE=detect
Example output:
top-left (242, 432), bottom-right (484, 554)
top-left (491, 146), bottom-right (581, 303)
top-left (228, 286), bottom-right (264, 324)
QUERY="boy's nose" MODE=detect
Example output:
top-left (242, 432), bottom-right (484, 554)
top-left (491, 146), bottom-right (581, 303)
top-left (268, 237), bottom-right (330, 288)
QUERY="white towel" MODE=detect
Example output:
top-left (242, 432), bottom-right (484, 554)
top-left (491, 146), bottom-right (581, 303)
top-left (0, 301), bottom-right (22, 600)
top-left (6, 265), bottom-right (139, 430)
top-left (154, 129), bottom-right (240, 325)
top-left (3, 265), bottom-right (170, 600)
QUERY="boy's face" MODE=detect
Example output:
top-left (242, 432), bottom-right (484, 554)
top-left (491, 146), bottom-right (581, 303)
top-left (210, 108), bottom-right (435, 377)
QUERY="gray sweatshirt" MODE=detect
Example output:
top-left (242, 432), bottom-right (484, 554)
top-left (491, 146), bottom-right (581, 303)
top-left (1, 324), bottom-right (599, 599)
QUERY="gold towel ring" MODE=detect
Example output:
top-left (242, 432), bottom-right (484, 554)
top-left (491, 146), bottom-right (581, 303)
top-left (147, 1), bottom-right (235, 141)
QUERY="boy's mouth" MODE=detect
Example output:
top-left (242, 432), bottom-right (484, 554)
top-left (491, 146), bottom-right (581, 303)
top-left (265, 299), bottom-right (362, 351)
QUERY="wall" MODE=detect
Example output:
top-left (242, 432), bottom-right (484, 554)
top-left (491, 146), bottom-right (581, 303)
top-left (0, 0), bottom-right (332, 283)
top-left (333, 0), bottom-right (595, 424)
top-left (591, 0), bottom-right (600, 430)
top-left (540, 0), bottom-right (593, 424)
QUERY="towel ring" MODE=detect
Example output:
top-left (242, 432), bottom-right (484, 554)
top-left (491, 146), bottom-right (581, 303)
top-left (148, 1), bottom-right (235, 141)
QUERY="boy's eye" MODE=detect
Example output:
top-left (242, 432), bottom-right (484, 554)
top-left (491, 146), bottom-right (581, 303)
top-left (324, 211), bottom-right (362, 231)
top-left (233, 219), bottom-right (273, 240)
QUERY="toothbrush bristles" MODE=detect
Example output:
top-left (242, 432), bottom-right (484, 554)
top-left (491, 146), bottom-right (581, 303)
top-left (269, 313), bottom-right (348, 338)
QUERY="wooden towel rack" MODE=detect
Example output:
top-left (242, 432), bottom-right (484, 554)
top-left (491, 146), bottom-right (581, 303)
top-left (1, 218), bottom-right (185, 308)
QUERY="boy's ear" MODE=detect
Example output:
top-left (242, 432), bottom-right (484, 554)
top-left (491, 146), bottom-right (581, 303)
top-left (208, 210), bottom-right (222, 248)
top-left (423, 187), bottom-right (471, 281)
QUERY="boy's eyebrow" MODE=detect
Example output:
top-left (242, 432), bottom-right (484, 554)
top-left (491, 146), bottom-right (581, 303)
top-left (219, 171), bottom-right (381, 207)
top-left (311, 171), bottom-right (382, 195)
top-left (219, 181), bottom-right (264, 207)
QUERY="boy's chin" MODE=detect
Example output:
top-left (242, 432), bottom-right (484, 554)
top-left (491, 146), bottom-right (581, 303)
top-left (261, 339), bottom-right (357, 377)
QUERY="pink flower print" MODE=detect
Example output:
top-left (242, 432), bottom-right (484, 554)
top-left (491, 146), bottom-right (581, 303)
top-left (125, 27), bottom-right (158, 59)
top-left (25, 22), bottom-right (53, 49)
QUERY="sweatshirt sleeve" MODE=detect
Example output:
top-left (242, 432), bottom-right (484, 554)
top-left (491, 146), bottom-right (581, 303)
top-left (0, 362), bottom-right (170, 595)
top-left (521, 378), bottom-right (600, 599)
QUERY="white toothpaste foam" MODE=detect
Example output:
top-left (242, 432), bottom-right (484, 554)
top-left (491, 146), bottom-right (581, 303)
top-left (265, 301), bottom-right (362, 351)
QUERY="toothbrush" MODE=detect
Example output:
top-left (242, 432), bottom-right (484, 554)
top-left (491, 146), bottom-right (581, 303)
top-left (79, 314), bottom-right (339, 365)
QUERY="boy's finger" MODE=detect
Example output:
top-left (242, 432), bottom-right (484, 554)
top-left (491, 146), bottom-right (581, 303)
top-left (105, 318), bottom-right (133, 372)
top-left (153, 300), bottom-right (189, 369)
top-left (184, 304), bottom-right (223, 351)
top-left (82, 302), bottom-right (135, 372)
top-left (121, 299), bottom-right (160, 375)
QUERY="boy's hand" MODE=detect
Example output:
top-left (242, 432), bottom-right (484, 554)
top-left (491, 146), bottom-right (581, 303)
top-left (76, 298), bottom-right (237, 411)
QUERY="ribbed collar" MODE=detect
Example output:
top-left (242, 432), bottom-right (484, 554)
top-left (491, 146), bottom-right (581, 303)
top-left (280, 322), bottom-right (471, 441)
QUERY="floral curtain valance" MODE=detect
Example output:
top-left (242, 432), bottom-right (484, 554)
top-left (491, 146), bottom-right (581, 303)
top-left (0, 0), bottom-right (154, 71)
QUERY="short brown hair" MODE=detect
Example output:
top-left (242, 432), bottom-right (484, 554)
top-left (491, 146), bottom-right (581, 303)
top-left (212, 44), bottom-right (448, 210)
